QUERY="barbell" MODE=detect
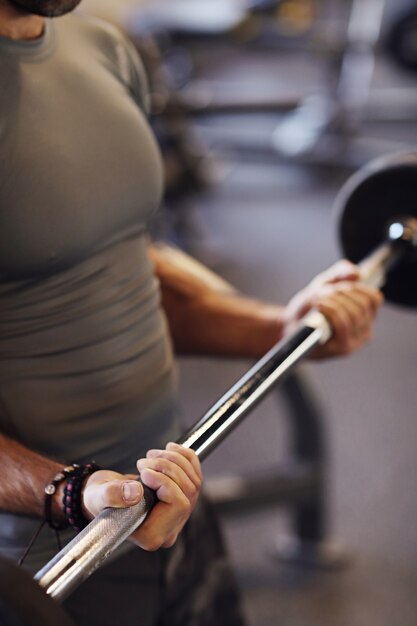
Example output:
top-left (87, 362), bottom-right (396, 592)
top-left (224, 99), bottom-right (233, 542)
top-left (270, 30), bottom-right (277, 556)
top-left (2, 152), bottom-right (417, 625)
top-left (34, 153), bottom-right (417, 602)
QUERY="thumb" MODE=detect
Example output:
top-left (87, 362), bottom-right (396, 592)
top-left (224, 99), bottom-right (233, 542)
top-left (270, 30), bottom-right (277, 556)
top-left (83, 478), bottom-right (144, 517)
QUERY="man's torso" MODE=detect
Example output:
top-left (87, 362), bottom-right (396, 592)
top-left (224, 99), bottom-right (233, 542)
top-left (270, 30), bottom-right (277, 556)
top-left (0, 13), bottom-right (180, 570)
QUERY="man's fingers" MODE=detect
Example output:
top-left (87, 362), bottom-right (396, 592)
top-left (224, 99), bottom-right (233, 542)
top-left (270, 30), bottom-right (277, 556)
top-left (316, 281), bottom-right (382, 327)
top-left (137, 457), bottom-right (198, 503)
top-left (167, 442), bottom-right (202, 481)
top-left (82, 448), bottom-right (202, 552)
top-left (83, 458), bottom-right (203, 553)
top-left (331, 289), bottom-right (372, 332)
top-left (316, 286), bottom-right (378, 355)
top-left (311, 259), bottom-right (360, 286)
top-left (317, 296), bottom-right (351, 351)
top-left (287, 260), bottom-right (384, 359)
top-left (351, 283), bottom-right (384, 312)
top-left (129, 468), bottom-right (191, 550)
top-left (144, 444), bottom-right (202, 487)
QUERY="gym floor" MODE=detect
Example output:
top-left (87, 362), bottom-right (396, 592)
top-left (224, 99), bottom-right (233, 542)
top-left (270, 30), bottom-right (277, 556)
top-left (169, 25), bottom-right (417, 626)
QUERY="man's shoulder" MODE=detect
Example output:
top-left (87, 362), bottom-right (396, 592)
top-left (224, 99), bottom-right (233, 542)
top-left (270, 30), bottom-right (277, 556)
top-left (58, 12), bottom-right (129, 54)
top-left (57, 13), bottom-right (149, 112)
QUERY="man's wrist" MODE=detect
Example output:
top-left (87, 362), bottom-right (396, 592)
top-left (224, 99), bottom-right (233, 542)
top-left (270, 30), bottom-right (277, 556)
top-left (51, 478), bottom-right (66, 523)
top-left (250, 304), bottom-right (285, 358)
top-left (45, 463), bottom-right (101, 530)
top-left (44, 465), bottom-right (75, 529)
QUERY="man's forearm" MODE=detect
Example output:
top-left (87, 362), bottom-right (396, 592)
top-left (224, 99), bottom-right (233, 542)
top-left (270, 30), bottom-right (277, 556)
top-left (0, 433), bottom-right (64, 519)
top-left (167, 289), bottom-right (285, 358)
top-left (149, 244), bottom-right (285, 358)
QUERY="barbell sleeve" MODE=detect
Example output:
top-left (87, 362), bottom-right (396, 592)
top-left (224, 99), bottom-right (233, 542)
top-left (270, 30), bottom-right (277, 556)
top-left (35, 235), bottom-right (401, 602)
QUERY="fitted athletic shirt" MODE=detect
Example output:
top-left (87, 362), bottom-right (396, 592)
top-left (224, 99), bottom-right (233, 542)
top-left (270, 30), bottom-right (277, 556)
top-left (0, 13), bottom-right (181, 571)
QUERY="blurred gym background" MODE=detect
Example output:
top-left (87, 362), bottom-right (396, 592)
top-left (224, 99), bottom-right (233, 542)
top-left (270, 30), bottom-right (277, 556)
top-left (81, 1), bottom-right (416, 624)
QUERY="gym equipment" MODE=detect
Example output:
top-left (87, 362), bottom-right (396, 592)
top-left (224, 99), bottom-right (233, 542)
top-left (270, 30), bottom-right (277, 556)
top-left (128, 0), bottom-right (417, 167)
top-left (386, 2), bottom-right (417, 73)
top-left (271, 0), bottom-right (415, 165)
top-left (337, 152), bottom-right (417, 307)
top-left (127, 0), bottom-right (318, 46)
top-left (32, 152), bottom-right (417, 601)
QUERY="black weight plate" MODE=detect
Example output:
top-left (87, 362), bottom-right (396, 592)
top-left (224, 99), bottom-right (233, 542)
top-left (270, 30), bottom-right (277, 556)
top-left (387, 7), bottom-right (417, 73)
top-left (0, 556), bottom-right (75, 626)
top-left (335, 152), bottom-right (417, 308)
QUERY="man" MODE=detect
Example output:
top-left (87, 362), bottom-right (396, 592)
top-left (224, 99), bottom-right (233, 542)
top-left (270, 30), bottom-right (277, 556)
top-left (0, 1), bottom-right (382, 625)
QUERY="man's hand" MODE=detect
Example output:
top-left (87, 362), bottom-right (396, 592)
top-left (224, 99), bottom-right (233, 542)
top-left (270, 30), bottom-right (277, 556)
top-left (283, 260), bottom-right (384, 358)
top-left (82, 442), bottom-right (202, 550)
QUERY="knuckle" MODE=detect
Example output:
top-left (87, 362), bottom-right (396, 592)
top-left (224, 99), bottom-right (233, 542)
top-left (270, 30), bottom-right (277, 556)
top-left (145, 534), bottom-right (164, 552)
top-left (144, 457), bottom-right (172, 475)
top-left (146, 448), bottom-right (163, 458)
top-left (176, 447), bottom-right (192, 462)
top-left (177, 493), bottom-right (191, 514)
top-left (151, 458), bottom-right (168, 473)
top-left (163, 533), bottom-right (179, 549)
top-left (186, 484), bottom-right (198, 502)
top-left (182, 447), bottom-right (197, 465)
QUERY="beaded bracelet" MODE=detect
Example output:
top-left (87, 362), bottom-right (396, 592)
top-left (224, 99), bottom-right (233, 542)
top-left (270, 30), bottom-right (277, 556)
top-left (44, 465), bottom-right (79, 531)
top-left (44, 463), bottom-right (100, 533)
top-left (63, 462), bottom-right (101, 532)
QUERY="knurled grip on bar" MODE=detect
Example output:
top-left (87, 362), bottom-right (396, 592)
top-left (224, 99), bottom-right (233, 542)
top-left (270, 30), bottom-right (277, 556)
top-left (35, 483), bottom-right (156, 601)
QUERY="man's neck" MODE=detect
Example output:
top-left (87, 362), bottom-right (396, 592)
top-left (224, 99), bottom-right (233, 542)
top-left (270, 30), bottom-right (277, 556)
top-left (0, 0), bottom-right (44, 40)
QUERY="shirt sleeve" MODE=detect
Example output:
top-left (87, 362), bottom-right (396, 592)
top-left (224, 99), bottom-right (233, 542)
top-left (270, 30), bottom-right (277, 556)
top-left (83, 14), bottom-right (152, 116)
top-left (115, 35), bottom-right (151, 116)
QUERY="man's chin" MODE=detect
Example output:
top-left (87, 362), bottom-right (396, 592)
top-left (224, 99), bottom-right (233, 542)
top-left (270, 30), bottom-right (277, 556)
top-left (9, 0), bottom-right (82, 17)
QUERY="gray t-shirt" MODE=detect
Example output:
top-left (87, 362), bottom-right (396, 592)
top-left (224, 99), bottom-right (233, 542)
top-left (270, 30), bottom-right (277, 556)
top-left (0, 13), bottom-right (180, 570)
